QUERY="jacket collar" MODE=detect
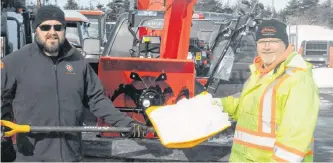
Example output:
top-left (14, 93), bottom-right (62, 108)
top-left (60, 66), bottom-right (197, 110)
top-left (241, 47), bottom-right (313, 97)
top-left (249, 45), bottom-right (313, 77)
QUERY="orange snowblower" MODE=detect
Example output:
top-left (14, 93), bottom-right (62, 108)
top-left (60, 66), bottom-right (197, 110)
top-left (94, 0), bottom-right (265, 138)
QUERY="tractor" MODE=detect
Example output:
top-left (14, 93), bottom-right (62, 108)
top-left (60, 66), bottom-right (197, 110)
top-left (63, 10), bottom-right (90, 51)
top-left (78, 10), bottom-right (107, 50)
top-left (1, 0), bottom-right (33, 58)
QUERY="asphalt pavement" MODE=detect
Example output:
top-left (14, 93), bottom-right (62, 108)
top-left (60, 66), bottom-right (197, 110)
top-left (82, 88), bottom-right (333, 162)
top-left (314, 88), bottom-right (333, 162)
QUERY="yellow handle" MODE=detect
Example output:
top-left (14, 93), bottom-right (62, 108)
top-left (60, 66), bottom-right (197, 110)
top-left (1, 120), bottom-right (31, 137)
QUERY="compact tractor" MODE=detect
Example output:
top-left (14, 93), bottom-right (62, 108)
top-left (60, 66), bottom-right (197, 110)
top-left (78, 10), bottom-right (107, 49)
top-left (63, 10), bottom-right (90, 50)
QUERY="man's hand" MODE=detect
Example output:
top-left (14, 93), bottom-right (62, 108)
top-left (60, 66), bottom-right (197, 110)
top-left (121, 122), bottom-right (148, 138)
top-left (1, 125), bottom-right (16, 162)
top-left (1, 125), bottom-right (4, 137)
top-left (1, 124), bottom-right (10, 138)
top-left (212, 98), bottom-right (223, 109)
top-left (1, 125), bottom-right (11, 143)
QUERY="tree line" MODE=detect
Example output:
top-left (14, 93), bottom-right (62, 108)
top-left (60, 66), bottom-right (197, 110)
top-left (62, 0), bottom-right (333, 28)
top-left (276, 0), bottom-right (333, 28)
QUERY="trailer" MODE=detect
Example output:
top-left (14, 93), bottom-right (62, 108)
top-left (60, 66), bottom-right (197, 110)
top-left (287, 25), bottom-right (333, 68)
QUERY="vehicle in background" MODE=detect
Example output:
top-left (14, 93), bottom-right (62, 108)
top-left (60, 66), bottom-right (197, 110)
top-left (78, 10), bottom-right (107, 48)
top-left (1, 0), bottom-right (34, 155)
top-left (63, 10), bottom-right (102, 70)
top-left (189, 14), bottom-right (235, 78)
top-left (287, 25), bottom-right (333, 51)
top-left (1, 3), bottom-right (33, 58)
top-left (63, 10), bottom-right (90, 51)
top-left (287, 25), bottom-right (333, 68)
top-left (105, 21), bottom-right (116, 38)
top-left (298, 40), bottom-right (333, 68)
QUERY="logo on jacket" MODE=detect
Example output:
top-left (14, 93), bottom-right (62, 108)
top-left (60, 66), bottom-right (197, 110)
top-left (0, 60), bottom-right (3, 69)
top-left (260, 26), bottom-right (277, 36)
top-left (65, 63), bottom-right (75, 75)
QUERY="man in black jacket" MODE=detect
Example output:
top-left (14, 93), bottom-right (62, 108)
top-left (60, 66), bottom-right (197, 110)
top-left (1, 5), bottom-right (147, 162)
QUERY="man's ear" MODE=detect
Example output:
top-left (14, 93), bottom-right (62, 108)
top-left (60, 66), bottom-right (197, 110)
top-left (283, 43), bottom-right (287, 50)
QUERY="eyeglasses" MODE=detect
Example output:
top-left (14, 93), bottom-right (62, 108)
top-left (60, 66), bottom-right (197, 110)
top-left (39, 24), bottom-right (64, 32)
top-left (257, 40), bottom-right (281, 45)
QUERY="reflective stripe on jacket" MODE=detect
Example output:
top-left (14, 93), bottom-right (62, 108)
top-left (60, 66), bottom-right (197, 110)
top-left (220, 51), bottom-right (319, 162)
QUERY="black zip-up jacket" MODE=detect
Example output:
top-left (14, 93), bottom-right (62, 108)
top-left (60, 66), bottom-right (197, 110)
top-left (1, 40), bottom-right (135, 161)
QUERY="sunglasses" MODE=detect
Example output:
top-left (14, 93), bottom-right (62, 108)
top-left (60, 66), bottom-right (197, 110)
top-left (39, 24), bottom-right (65, 31)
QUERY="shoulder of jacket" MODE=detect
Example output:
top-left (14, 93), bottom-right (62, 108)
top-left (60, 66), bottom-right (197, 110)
top-left (64, 47), bottom-right (90, 71)
top-left (1, 43), bottom-right (34, 64)
top-left (284, 68), bottom-right (316, 86)
top-left (70, 47), bottom-right (85, 60)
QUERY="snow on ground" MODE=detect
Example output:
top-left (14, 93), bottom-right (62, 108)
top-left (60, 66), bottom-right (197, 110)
top-left (312, 68), bottom-right (333, 88)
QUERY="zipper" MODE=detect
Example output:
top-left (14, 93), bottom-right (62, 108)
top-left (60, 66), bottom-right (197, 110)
top-left (53, 63), bottom-right (64, 161)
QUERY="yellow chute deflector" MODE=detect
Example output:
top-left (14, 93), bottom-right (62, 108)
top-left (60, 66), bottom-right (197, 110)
top-left (145, 92), bottom-right (231, 148)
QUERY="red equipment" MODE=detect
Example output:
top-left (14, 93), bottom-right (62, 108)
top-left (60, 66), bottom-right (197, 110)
top-left (96, 0), bottom-right (198, 138)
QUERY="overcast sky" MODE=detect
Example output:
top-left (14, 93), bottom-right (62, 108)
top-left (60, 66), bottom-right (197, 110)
top-left (27, 0), bottom-right (325, 12)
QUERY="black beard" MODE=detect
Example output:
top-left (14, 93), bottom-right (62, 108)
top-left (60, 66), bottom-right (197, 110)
top-left (35, 33), bottom-right (65, 53)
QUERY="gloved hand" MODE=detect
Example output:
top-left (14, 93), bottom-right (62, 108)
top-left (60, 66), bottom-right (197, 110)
top-left (1, 123), bottom-right (16, 162)
top-left (1, 125), bottom-right (4, 138)
top-left (121, 122), bottom-right (148, 138)
top-left (1, 125), bottom-right (16, 162)
top-left (212, 98), bottom-right (223, 109)
top-left (1, 124), bottom-right (10, 138)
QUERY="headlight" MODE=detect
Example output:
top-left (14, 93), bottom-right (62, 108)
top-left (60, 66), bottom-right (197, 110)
top-left (142, 99), bottom-right (151, 108)
top-left (82, 51), bottom-right (87, 57)
top-left (187, 52), bottom-right (193, 60)
top-left (139, 87), bottom-right (165, 110)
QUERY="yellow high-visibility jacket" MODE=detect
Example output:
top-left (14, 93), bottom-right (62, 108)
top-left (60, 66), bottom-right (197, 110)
top-left (219, 51), bottom-right (319, 162)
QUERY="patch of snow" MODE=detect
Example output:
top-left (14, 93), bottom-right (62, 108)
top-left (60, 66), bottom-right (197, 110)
top-left (312, 68), bottom-right (333, 88)
top-left (320, 100), bottom-right (333, 110)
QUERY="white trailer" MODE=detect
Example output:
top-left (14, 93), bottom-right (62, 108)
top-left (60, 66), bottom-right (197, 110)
top-left (287, 25), bottom-right (333, 51)
top-left (287, 25), bottom-right (333, 68)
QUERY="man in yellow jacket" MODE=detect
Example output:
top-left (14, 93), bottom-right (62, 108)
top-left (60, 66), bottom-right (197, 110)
top-left (213, 19), bottom-right (320, 162)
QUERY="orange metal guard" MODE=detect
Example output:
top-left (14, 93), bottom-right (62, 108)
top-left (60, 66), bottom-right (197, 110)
top-left (138, 0), bottom-right (165, 10)
top-left (97, 57), bottom-right (195, 138)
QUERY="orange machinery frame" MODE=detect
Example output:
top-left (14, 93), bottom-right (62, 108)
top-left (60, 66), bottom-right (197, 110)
top-left (97, 0), bottom-right (198, 138)
top-left (78, 10), bottom-right (104, 16)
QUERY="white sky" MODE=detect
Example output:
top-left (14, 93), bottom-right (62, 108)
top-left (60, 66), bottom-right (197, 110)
top-left (27, 0), bottom-right (326, 12)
